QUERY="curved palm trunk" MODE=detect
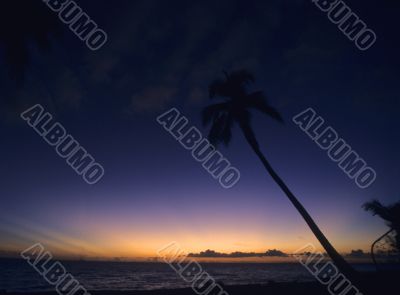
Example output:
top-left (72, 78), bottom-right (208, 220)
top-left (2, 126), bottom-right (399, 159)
top-left (371, 228), bottom-right (394, 271)
top-left (238, 122), bottom-right (362, 286)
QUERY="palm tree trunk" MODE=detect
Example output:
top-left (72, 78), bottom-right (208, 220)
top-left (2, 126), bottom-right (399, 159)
top-left (371, 228), bottom-right (394, 271)
top-left (238, 122), bottom-right (362, 286)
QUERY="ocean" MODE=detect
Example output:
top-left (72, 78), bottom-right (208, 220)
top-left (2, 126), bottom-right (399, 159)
top-left (0, 258), bottom-right (376, 293)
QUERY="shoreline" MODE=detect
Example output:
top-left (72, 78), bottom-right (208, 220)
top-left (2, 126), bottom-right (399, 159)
top-left (2, 270), bottom-right (399, 295)
top-left (2, 271), bottom-right (399, 295)
top-left (0, 282), bottom-right (326, 295)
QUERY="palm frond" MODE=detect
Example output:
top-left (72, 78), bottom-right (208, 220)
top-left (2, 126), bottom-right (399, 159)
top-left (206, 112), bottom-right (234, 146)
top-left (220, 114), bottom-right (234, 146)
top-left (204, 69), bottom-right (281, 149)
top-left (246, 91), bottom-right (284, 123)
top-left (387, 202), bottom-right (400, 226)
top-left (209, 69), bottom-right (255, 99)
top-left (0, 1), bottom-right (60, 80)
top-left (236, 110), bottom-right (259, 149)
top-left (202, 103), bottom-right (229, 127)
top-left (207, 114), bottom-right (227, 145)
top-left (363, 200), bottom-right (393, 222)
top-left (364, 200), bottom-right (400, 253)
top-left (209, 79), bottom-right (228, 99)
top-left (228, 69), bottom-right (255, 86)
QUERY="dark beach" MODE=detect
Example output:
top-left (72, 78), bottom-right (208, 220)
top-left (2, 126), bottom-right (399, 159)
top-left (2, 272), bottom-right (399, 295)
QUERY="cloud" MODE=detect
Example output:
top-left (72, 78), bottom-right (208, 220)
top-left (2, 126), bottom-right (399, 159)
top-left (130, 85), bottom-right (177, 112)
top-left (264, 249), bottom-right (289, 257)
top-left (52, 68), bottom-right (84, 109)
top-left (346, 249), bottom-right (369, 258)
top-left (80, 0), bottom-right (286, 113)
top-left (188, 249), bottom-right (289, 258)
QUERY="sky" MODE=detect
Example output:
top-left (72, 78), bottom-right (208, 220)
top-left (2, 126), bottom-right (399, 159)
top-left (0, 0), bottom-right (399, 261)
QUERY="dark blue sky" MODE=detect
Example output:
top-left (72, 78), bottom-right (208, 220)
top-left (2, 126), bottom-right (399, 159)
top-left (0, 0), bottom-right (399, 258)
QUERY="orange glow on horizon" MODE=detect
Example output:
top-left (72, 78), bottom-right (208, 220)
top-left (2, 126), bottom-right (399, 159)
top-left (0, 210), bottom-right (377, 261)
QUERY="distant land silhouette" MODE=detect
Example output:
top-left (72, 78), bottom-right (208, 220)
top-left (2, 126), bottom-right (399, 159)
top-left (188, 249), bottom-right (289, 258)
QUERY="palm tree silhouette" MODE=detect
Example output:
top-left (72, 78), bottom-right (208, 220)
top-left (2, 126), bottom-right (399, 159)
top-left (0, 1), bottom-right (60, 81)
top-left (0, 1), bottom-right (62, 114)
top-left (363, 200), bottom-right (400, 267)
top-left (202, 69), bottom-right (358, 280)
